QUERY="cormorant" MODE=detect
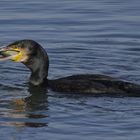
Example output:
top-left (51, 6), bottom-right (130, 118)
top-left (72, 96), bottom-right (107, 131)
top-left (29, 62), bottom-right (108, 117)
top-left (0, 39), bottom-right (140, 96)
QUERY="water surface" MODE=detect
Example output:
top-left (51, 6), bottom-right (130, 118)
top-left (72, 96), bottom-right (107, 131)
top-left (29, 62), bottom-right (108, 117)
top-left (0, 0), bottom-right (140, 140)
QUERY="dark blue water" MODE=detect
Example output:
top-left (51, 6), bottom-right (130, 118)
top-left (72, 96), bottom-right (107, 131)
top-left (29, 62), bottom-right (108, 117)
top-left (0, 0), bottom-right (140, 139)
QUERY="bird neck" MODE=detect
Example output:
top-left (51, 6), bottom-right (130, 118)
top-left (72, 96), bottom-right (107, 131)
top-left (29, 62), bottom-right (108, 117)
top-left (23, 49), bottom-right (49, 86)
top-left (29, 65), bottom-right (48, 86)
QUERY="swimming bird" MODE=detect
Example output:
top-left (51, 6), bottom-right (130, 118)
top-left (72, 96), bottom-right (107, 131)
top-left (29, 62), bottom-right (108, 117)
top-left (0, 39), bottom-right (140, 96)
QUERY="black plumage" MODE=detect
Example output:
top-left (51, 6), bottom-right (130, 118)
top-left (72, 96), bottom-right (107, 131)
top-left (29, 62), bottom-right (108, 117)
top-left (0, 39), bottom-right (140, 96)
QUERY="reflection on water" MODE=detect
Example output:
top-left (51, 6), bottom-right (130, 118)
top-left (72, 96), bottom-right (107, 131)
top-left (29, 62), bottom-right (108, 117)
top-left (0, 85), bottom-right (48, 128)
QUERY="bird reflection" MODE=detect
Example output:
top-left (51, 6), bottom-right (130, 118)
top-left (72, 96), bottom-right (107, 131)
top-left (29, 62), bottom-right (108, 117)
top-left (25, 85), bottom-right (49, 111)
top-left (7, 85), bottom-right (49, 128)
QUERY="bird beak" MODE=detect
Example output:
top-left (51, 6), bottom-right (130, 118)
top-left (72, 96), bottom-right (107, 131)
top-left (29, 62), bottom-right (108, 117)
top-left (0, 45), bottom-right (28, 62)
top-left (0, 45), bottom-right (19, 61)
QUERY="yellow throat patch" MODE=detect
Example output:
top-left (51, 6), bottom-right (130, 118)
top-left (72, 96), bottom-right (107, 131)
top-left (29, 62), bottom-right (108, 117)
top-left (11, 48), bottom-right (28, 62)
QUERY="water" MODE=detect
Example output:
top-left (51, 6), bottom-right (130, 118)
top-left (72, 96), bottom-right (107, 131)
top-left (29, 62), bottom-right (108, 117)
top-left (0, 0), bottom-right (140, 139)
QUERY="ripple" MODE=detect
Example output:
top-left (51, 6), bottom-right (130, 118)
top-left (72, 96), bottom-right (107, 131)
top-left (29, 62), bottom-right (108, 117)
top-left (0, 0), bottom-right (140, 140)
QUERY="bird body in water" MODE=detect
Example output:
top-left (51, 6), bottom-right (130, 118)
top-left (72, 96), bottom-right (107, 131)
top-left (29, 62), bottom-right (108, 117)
top-left (0, 39), bottom-right (140, 96)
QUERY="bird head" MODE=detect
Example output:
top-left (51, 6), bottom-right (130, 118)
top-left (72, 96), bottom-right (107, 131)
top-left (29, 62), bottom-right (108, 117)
top-left (0, 40), bottom-right (49, 85)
